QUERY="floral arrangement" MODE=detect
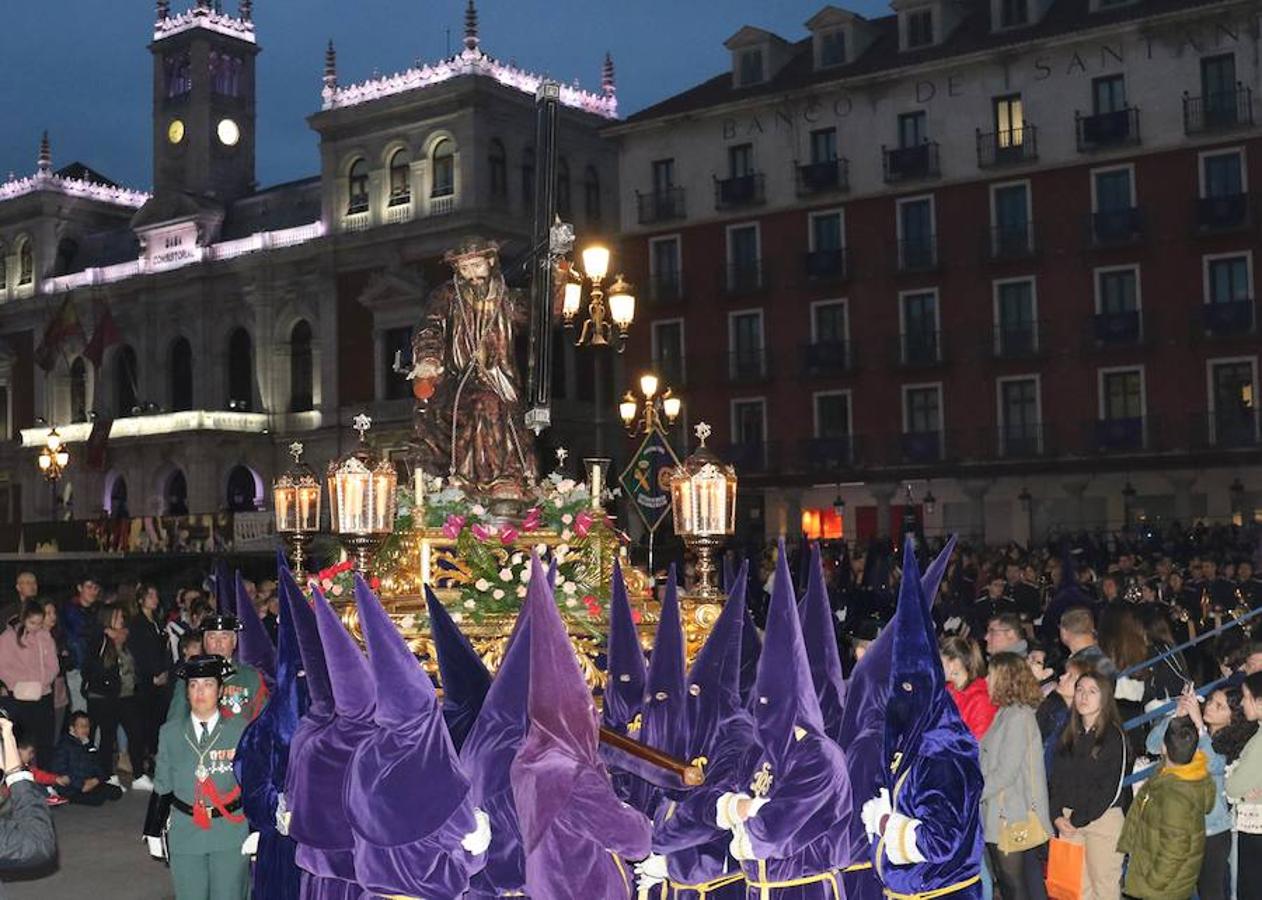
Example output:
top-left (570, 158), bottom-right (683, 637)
top-left (309, 559), bottom-right (380, 599)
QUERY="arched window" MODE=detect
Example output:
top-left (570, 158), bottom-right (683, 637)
top-left (70, 357), bottom-right (87, 423)
top-left (165, 470), bottom-right (189, 516)
top-left (556, 157), bottom-right (571, 218)
top-left (226, 465), bottom-right (260, 512)
top-left (165, 52), bottom-right (192, 98)
top-left (115, 345), bottom-right (138, 417)
top-left (170, 337), bottom-right (193, 411)
top-left (521, 147), bottom-right (536, 208)
top-left (488, 139), bottom-right (507, 199)
top-left (388, 148), bottom-right (411, 205)
top-left (108, 474), bottom-right (129, 519)
top-left (431, 139), bottom-right (454, 198)
top-left (17, 239), bottom-right (33, 286)
top-left (54, 239), bottom-right (78, 277)
top-left (347, 158), bottom-right (369, 214)
top-left (290, 320), bottom-right (314, 412)
top-left (226, 328), bottom-right (253, 411)
top-left (584, 165), bottom-right (601, 224)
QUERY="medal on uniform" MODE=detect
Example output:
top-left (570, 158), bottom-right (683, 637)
top-left (195, 764), bottom-right (209, 781)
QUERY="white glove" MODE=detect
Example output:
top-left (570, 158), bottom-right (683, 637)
top-left (241, 831), bottom-right (259, 856)
top-left (634, 853), bottom-right (669, 892)
top-left (715, 792), bottom-right (750, 830)
top-left (145, 835), bottom-right (166, 860)
top-left (461, 808), bottom-right (492, 856)
top-left (861, 788), bottom-right (892, 841)
top-left (275, 792), bottom-right (291, 836)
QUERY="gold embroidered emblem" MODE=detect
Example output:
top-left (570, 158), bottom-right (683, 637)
top-left (750, 762), bottom-right (774, 798)
top-left (890, 751), bottom-right (903, 774)
top-left (626, 713), bottom-right (642, 735)
top-left (793, 725), bottom-right (807, 741)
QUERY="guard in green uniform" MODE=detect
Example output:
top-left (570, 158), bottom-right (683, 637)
top-left (168, 615), bottom-right (269, 723)
top-left (144, 655), bottom-right (257, 900)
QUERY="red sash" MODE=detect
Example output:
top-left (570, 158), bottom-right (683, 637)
top-left (191, 779), bottom-right (245, 831)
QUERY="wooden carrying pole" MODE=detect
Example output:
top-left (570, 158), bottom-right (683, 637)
top-left (599, 726), bottom-right (704, 787)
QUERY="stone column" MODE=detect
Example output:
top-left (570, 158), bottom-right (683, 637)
top-left (961, 479), bottom-right (990, 545)
top-left (1061, 478), bottom-right (1089, 531)
top-left (1167, 472), bottom-right (1196, 525)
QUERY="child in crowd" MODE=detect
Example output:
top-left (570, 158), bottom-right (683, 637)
top-left (177, 631), bottom-right (202, 662)
top-left (49, 711), bottom-right (123, 806)
top-left (15, 729), bottom-right (68, 806)
top-left (1118, 715), bottom-right (1215, 900)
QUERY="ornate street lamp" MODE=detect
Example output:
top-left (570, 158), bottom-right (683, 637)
top-left (37, 427), bottom-right (70, 515)
top-left (619, 372), bottom-right (682, 436)
top-left (669, 422), bottom-right (737, 600)
top-left (561, 243), bottom-right (636, 351)
top-left (273, 441), bottom-right (321, 573)
top-left (326, 414), bottom-right (397, 574)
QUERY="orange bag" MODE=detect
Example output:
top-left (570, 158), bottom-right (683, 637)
top-left (1045, 837), bottom-right (1084, 900)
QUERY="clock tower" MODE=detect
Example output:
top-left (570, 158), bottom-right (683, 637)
top-left (149, 0), bottom-right (258, 204)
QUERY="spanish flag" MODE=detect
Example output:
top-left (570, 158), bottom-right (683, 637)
top-left (34, 295), bottom-right (85, 371)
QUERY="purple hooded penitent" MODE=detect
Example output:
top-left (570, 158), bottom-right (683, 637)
top-left (460, 582), bottom-right (533, 900)
top-left (873, 535), bottom-right (982, 899)
top-left (736, 540), bottom-right (852, 897)
top-left (213, 559), bottom-right (234, 616)
top-left (602, 558), bottom-right (646, 735)
top-left (427, 585), bottom-right (492, 753)
top-left (234, 559), bottom-right (304, 900)
top-left (799, 544), bottom-right (846, 745)
top-left (236, 570), bottom-right (277, 680)
top-left (511, 556), bottom-right (651, 900)
top-left (347, 575), bottom-right (482, 899)
top-left (652, 562), bottom-right (761, 895)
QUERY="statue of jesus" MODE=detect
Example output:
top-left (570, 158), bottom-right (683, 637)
top-left (410, 237), bottom-right (537, 501)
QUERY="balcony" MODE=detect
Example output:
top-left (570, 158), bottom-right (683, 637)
top-left (1183, 86), bottom-right (1254, 135)
top-left (1196, 300), bottom-right (1256, 337)
top-left (987, 223), bottom-right (1037, 262)
top-left (800, 436), bottom-right (859, 472)
top-left (636, 187), bottom-right (687, 225)
top-left (994, 422), bottom-right (1052, 459)
top-left (716, 440), bottom-right (779, 475)
top-left (1089, 207), bottom-right (1144, 247)
top-left (800, 340), bottom-right (855, 377)
top-left (896, 236), bottom-right (939, 274)
top-left (1087, 416), bottom-right (1151, 453)
top-left (1091, 310), bottom-right (1144, 346)
top-left (990, 321), bottom-right (1044, 360)
top-left (803, 248), bottom-right (849, 283)
top-left (976, 126), bottom-right (1039, 168)
top-left (1075, 107), bottom-right (1141, 152)
top-left (1196, 193), bottom-right (1252, 232)
top-left (883, 142), bottom-right (941, 183)
top-left (795, 159), bottom-right (850, 196)
top-left (723, 260), bottom-right (769, 296)
top-left (1191, 411), bottom-right (1261, 449)
top-left (898, 429), bottom-right (946, 464)
top-left (895, 331), bottom-right (944, 367)
top-left (727, 349), bottom-right (771, 385)
top-left (714, 173), bottom-right (765, 210)
top-left (646, 271), bottom-right (684, 306)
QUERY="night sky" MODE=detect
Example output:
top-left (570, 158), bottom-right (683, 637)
top-left (0, 1), bottom-right (890, 192)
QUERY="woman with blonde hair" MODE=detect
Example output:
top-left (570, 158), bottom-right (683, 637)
top-left (981, 652), bottom-right (1050, 900)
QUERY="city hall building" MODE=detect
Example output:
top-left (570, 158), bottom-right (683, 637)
top-left (610, 0), bottom-right (1262, 545)
top-left (0, 1), bottom-right (620, 530)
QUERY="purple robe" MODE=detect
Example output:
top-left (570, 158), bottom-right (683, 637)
top-left (798, 545), bottom-right (846, 746)
top-left (427, 586), bottom-right (492, 753)
top-left (602, 560), bottom-right (647, 804)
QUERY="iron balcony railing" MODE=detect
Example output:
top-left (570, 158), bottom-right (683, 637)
top-left (993, 422), bottom-right (1053, 459)
top-left (647, 271), bottom-right (683, 305)
top-left (896, 330), bottom-right (944, 367)
top-left (1196, 299), bottom-right (1256, 337)
top-left (723, 260), bottom-right (769, 295)
top-left (1183, 86), bottom-right (1254, 135)
top-left (898, 429), bottom-right (947, 464)
top-left (715, 440), bottom-right (780, 475)
top-left (799, 340), bottom-right (855, 377)
top-left (1089, 207), bottom-right (1144, 247)
top-left (1076, 107), bottom-right (1141, 152)
top-left (976, 126), bottom-right (1039, 168)
top-left (896, 236), bottom-right (939, 273)
top-left (795, 159), bottom-right (850, 196)
top-left (1191, 411), bottom-right (1262, 450)
top-left (727, 349), bottom-right (772, 384)
top-left (1086, 416), bottom-right (1154, 454)
top-left (990, 320), bottom-right (1045, 359)
top-left (803, 248), bottom-right (849, 282)
top-left (1196, 193), bottom-right (1251, 232)
top-left (800, 436), bottom-right (860, 472)
top-left (714, 173), bottom-right (765, 210)
top-left (988, 223), bottom-right (1037, 262)
top-left (1092, 310), bottom-right (1144, 346)
top-left (883, 142), bottom-right (941, 183)
top-left (636, 187), bottom-right (686, 224)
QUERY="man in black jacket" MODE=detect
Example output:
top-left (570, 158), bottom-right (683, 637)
top-left (0, 713), bottom-right (56, 897)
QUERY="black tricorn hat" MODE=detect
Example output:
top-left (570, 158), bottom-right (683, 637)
top-left (175, 654), bottom-right (235, 682)
top-left (200, 614), bottom-right (241, 633)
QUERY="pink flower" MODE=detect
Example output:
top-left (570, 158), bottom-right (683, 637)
top-left (520, 507), bottom-right (542, 533)
top-left (321, 579), bottom-right (333, 591)
top-left (330, 584), bottom-right (344, 597)
top-left (471, 523), bottom-right (494, 543)
top-left (574, 511), bottom-right (594, 538)
top-left (442, 514), bottom-right (466, 539)
top-left (499, 526), bottom-right (519, 545)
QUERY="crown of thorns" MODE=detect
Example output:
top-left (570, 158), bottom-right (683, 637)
top-left (443, 237), bottom-right (501, 265)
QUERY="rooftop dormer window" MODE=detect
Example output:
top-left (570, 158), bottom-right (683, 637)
top-left (905, 8), bottom-right (934, 49)
top-left (817, 28), bottom-right (846, 68)
top-left (738, 48), bottom-right (765, 86)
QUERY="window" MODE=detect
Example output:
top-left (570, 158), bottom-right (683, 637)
top-left (70, 357), bottom-right (87, 423)
top-left (170, 337), bottom-right (193, 412)
top-left (901, 291), bottom-right (939, 364)
top-left (290, 320), bottom-right (314, 412)
top-left (999, 0), bottom-right (1028, 27)
top-left (650, 236), bottom-right (681, 300)
top-left (1101, 369), bottom-right (1144, 421)
top-left (210, 51), bottom-right (242, 97)
top-left (906, 9), bottom-right (934, 48)
top-left (1210, 359), bottom-right (1257, 446)
top-left (488, 140), bottom-right (507, 198)
top-left (1098, 268), bottom-right (1139, 315)
top-left (226, 466), bottom-right (260, 513)
top-left (17, 239), bottom-right (32, 286)
top-left (810, 128), bottom-right (838, 165)
top-left (556, 157), bottom-right (571, 218)
top-left (226, 328), bottom-right (253, 411)
top-left (815, 392), bottom-right (851, 438)
top-left (728, 144), bottom-right (754, 178)
top-left (727, 224), bottom-right (761, 291)
top-left (652, 158), bottom-right (675, 194)
top-left (382, 326), bottom-right (413, 401)
top-left (898, 112), bottom-right (927, 149)
top-left (521, 148), bottom-right (535, 208)
top-left (431, 139), bottom-right (454, 198)
top-left (732, 398), bottom-right (766, 446)
top-left (164, 52), bottom-right (192, 97)
top-left (738, 48), bottom-right (764, 85)
top-left (810, 211), bottom-right (844, 253)
top-left (818, 29), bottom-right (846, 67)
top-left (994, 95), bottom-right (1025, 146)
top-left (165, 470), bottom-right (189, 516)
top-left (1092, 75), bottom-right (1126, 115)
top-left (1093, 167), bottom-right (1133, 212)
top-left (115, 345), bottom-right (138, 417)
top-left (652, 320), bottom-right (685, 387)
top-left (898, 197), bottom-right (935, 269)
top-left (999, 378), bottom-right (1040, 454)
top-left (1203, 151), bottom-right (1244, 199)
top-left (904, 385), bottom-right (942, 436)
top-left (1202, 54), bottom-right (1237, 112)
top-left (812, 301), bottom-right (848, 345)
top-left (992, 183), bottom-right (1030, 252)
top-left (388, 148), bottom-right (411, 205)
top-left (729, 310), bottom-right (764, 378)
top-left (995, 279), bottom-right (1036, 355)
top-left (347, 159), bottom-right (369, 215)
top-left (1207, 255), bottom-right (1251, 305)
top-left (583, 166), bottom-right (601, 223)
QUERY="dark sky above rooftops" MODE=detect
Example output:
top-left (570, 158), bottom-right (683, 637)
top-left (0, 1), bottom-right (889, 194)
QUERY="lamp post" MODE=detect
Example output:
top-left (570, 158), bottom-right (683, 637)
top-left (619, 372), bottom-right (682, 436)
top-left (326, 414), bottom-right (397, 574)
top-left (561, 243), bottom-right (636, 352)
top-left (274, 441), bottom-right (321, 574)
top-left (669, 422), bottom-right (737, 600)
top-left (37, 427), bottom-right (69, 517)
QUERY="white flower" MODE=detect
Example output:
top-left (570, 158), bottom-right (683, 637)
top-left (399, 614), bottom-right (417, 630)
top-left (557, 543), bottom-right (570, 557)
top-left (511, 553), bottom-right (523, 565)
top-left (493, 589), bottom-right (505, 600)
top-left (471, 504), bottom-right (486, 516)
top-left (452, 612), bottom-right (464, 623)
top-left (474, 578), bottom-right (491, 592)
top-left (561, 513), bottom-right (573, 525)
top-left (535, 543), bottom-right (547, 555)
top-left (553, 498), bottom-right (563, 508)
top-left (464, 599), bottom-right (476, 609)
top-left (557, 479), bottom-right (576, 494)
top-left (562, 581), bottom-right (577, 596)
top-left (564, 596), bottom-right (578, 608)
top-left (516, 585), bottom-right (527, 598)
top-left (519, 568), bottom-right (531, 583)
top-left (560, 529), bottom-right (573, 542)
top-left (500, 568), bottom-right (514, 582)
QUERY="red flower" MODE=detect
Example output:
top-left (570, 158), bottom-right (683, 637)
top-left (630, 608), bottom-right (642, 625)
top-left (499, 526), bottom-right (519, 545)
top-left (369, 577), bottom-right (381, 591)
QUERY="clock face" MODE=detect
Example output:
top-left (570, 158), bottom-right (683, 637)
top-left (217, 118), bottom-right (240, 147)
top-left (167, 119), bottom-right (185, 144)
